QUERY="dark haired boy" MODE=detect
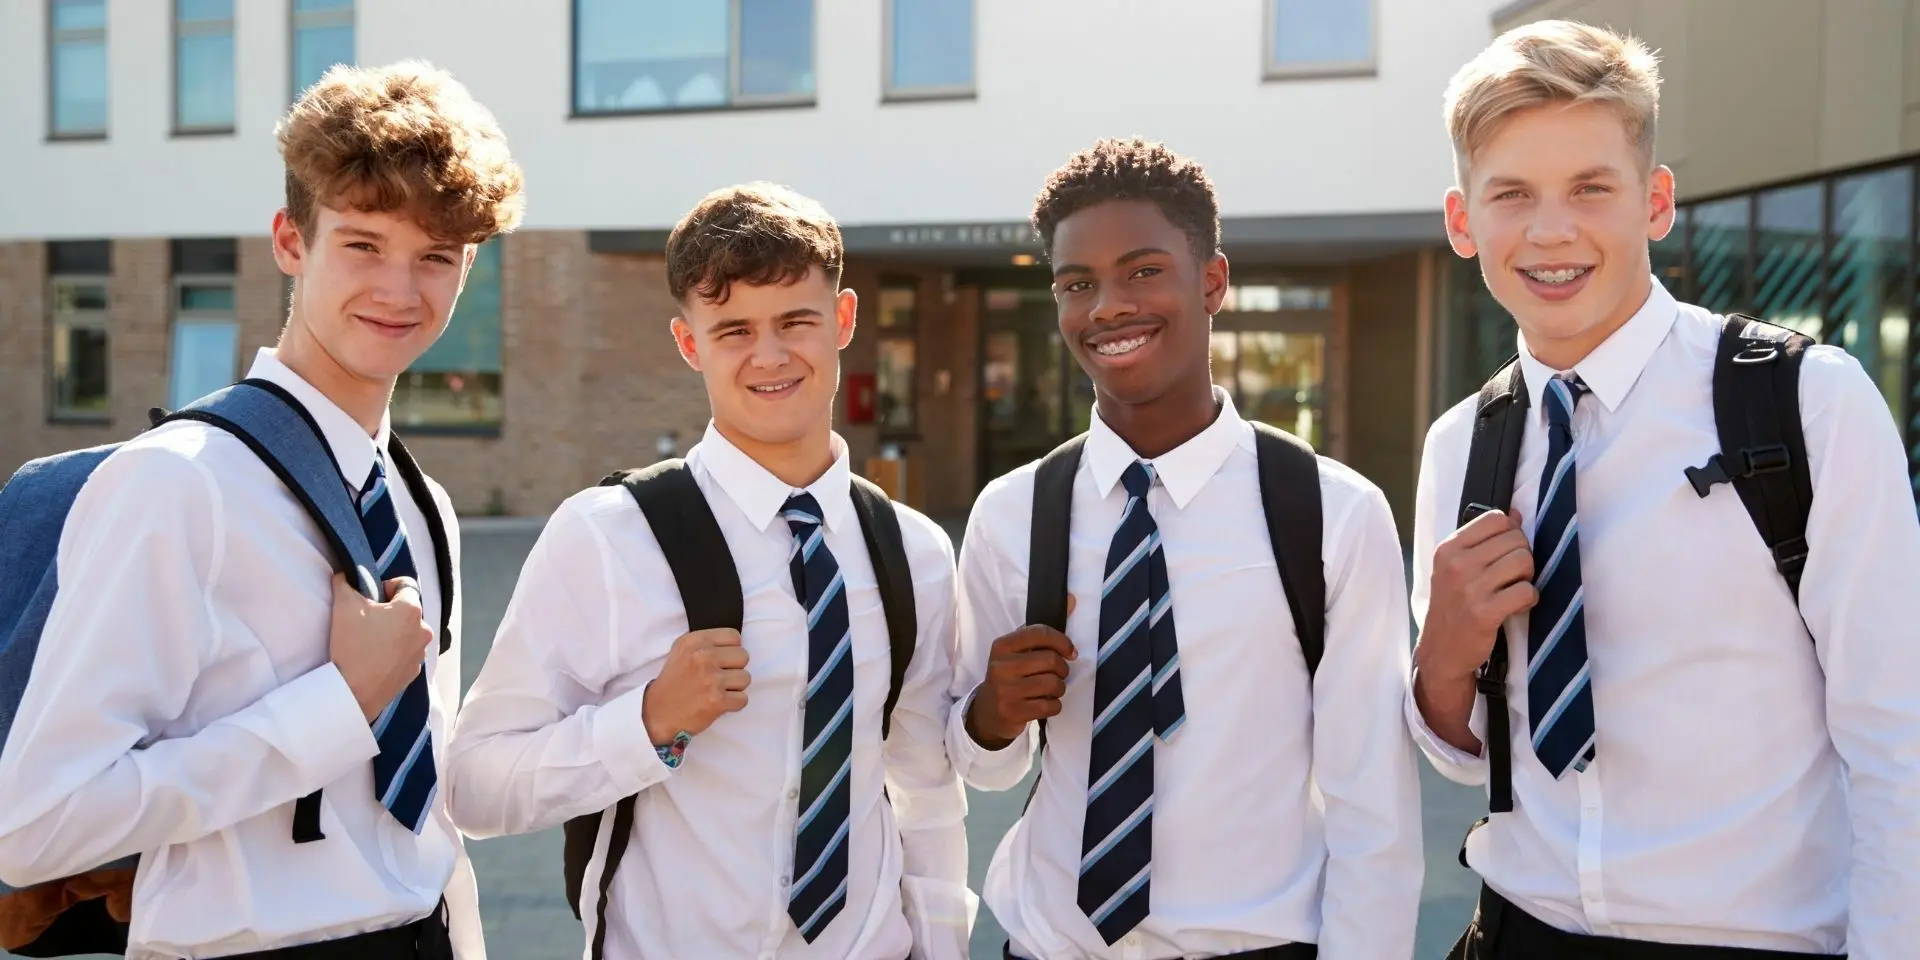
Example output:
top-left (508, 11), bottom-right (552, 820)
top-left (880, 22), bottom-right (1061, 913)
top-left (446, 183), bottom-right (975, 960)
top-left (948, 139), bottom-right (1424, 959)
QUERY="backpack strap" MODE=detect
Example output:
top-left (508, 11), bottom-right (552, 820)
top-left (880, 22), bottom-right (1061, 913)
top-left (1457, 357), bottom-right (1529, 817)
top-left (1022, 434), bottom-right (1087, 800)
top-left (1250, 422), bottom-right (1326, 676)
top-left (384, 435), bottom-right (455, 655)
top-left (1683, 315), bottom-right (1816, 599)
top-left (159, 378), bottom-right (386, 845)
top-left (847, 476), bottom-right (918, 740)
top-left (562, 459), bottom-right (740, 960)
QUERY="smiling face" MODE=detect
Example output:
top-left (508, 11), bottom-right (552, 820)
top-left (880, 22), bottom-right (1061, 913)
top-left (1445, 101), bottom-right (1675, 368)
top-left (1050, 199), bottom-right (1227, 410)
top-left (671, 266), bottom-right (857, 456)
top-left (271, 204), bottom-right (472, 398)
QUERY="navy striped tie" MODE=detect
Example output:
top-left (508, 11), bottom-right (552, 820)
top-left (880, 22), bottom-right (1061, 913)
top-left (1528, 375), bottom-right (1596, 778)
top-left (783, 493), bottom-right (851, 942)
top-left (1079, 461), bottom-right (1184, 944)
top-left (356, 452), bottom-right (437, 833)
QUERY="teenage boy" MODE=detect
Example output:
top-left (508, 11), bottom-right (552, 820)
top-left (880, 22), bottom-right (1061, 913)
top-left (1412, 20), bottom-right (1920, 959)
top-left (949, 137), bottom-right (1424, 960)
top-left (446, 182), bottom-right (973, 960)
top-left (0, 61), bottom-right (524, 959)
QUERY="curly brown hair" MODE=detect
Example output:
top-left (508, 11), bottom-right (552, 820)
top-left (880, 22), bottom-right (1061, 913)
top-left (666, 182), bottom-right (844, 305)
top-left (277, 60), bottom-right (525, 245)
top-left (1031, 137), bottom-right (1220, 262)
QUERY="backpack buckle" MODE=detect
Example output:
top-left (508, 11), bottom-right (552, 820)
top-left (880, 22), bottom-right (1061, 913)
top-left (1771, 536), bottom-right (1810, 577)
top-left (1733, 342), bottom-right (1781, 364)
top-left (1684, 454), bottom-right (1733, 497)
top-left (1739, 444), bottom-right (1791, 477)
top-left (1475, 669), bottom-right (1505, 697)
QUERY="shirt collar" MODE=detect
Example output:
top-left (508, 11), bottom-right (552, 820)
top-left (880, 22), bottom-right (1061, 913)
top-left (1516, 276), bottom-right (1678, 418)
top-left (1084, 385), bottom-right (1247, 509)
top-left (244, 348), bottom-right (391, 489)
top-left (689, 422), bottom-right (854, 534)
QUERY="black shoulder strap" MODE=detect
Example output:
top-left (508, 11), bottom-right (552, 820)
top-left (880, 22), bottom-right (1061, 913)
top-left (1458, 357), bottom-right (1529, 817)
top-left (847, 475), bottom-right (917, 741)
top-left (563, 459), bottom-right (740, 960)
top-left (384, 434), bottom-right (455, 655)
top-left (1025, 435), bottom-right (1087, 758)
top-left (1250, 422), bottom-right (1326, 677)
top-left (1683, 315), bottom-right (1815, 600)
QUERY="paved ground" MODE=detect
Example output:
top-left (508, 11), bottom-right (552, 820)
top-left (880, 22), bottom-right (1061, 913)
top-left (3, 520), bottom-right (1482, 960)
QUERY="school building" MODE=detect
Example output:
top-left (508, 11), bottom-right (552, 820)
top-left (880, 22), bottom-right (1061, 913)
top-left (7, 0), bottom-right (1915, 529)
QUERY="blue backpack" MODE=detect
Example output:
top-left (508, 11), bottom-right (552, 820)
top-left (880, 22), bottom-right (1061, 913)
top-left (0, 378), bottom-right (454, 957)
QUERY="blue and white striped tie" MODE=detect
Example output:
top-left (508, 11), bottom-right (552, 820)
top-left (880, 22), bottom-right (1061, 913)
top-left (1079, 461), bottom-right (1184, 944)
top-left (356, 452), bottom-right (437, 833)
top-left (1528, 375), bottom-right (1596, 778)
top-left (783, 492), bottom-right (851, 942)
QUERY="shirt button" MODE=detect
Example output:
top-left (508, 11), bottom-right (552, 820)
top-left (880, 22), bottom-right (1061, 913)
top-left (1124, 933), bottom-right (1140, 947)
top-left (787, 788), bottom-right (799, 800)
top-left (779, 875), bottom-right (791, 887)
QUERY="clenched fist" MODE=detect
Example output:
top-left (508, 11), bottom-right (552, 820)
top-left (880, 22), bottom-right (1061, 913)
top-left (966, 596), bottom-right (1078, 750)
top-left (642, 628), bottom-right (750, 746)
top-left (330, 574), bottom-right (436, 724)
top-left (1414, 508), bottom-right (1538, 752)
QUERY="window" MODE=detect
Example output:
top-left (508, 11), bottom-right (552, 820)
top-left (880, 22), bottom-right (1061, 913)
top-left (393, 239), bottom-right (503, 431)
top-left (1210, 330), bottom-right (1326, 448)
top-left (48, 241), bottom-right (111, 421)
top-left (175, 0), bottom-right (236, 133)
top-left (1265, 0), bottom-right (1374, 79)
top-left (1753, 183), bottom-right (1825, 336)
top-left (1651, 206), bottom-right (1688, 299)
top-left (1689, 196), bottom-right (1750, 316)
top-left (884, 0), bottom-right (972, 100)
top-left (169, 240), bottom-right (239, 409)
top-left (1829, 167), bottom-right (1913, 413)
top-left (573, 0), bottom-right (815, 115)
top-left (49, 0), bottom-right (108, 137)
top-left (874, 279), bottom-right (918, 434)
top-left (291, 0), bottom-right (353, 99)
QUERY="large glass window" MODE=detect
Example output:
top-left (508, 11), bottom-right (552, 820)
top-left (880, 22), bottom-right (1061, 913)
top-left (1266, 0), bottom-right (1373, 78)
top-left (393, 240), bottom-right (503, 431)
top-left (50, 0), bottom-right (108, 137)
top-left (175, 0), bottom-right (235, 132)
top-left (169, 239), bottom-right (239, 409)
top-left (1829, 167), bottom-right (1913, 416)
top-left (1689, 197), bottom-right (1750, 316)
top-left (573, 0), bottom-right (815, 115)
top-left (48, 241), bottom-right (112, 421)
top-left (291, 0), bottom-right (354, 99)
top-left (1752, 183), bottom-right (1825, 336)
top-left (886, 0), bottom-right (972, 99)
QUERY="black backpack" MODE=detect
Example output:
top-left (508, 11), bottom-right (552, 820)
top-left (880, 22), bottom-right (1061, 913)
top-left (1458, 314), bottom-right (1814, 817)
top-left (1021, 421), bottom-right (1327, 794)
top-left (559, 460), bottom-right (919, 960)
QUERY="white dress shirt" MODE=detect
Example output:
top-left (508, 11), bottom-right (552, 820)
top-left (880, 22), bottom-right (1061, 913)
top-left (0, 349), bottom-right (483, 960)
top-left (445, 424), bottom-right (974, 960)
top-left (949, 388), bottom-right (1424, 960)
top-left (1408, 279), bottom-right (1920, 956)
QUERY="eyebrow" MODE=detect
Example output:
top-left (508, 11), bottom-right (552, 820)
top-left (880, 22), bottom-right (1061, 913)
top-left (333, 226), bottom-right (386, 241)
top-left (710, 307), bottom-right (822, 332)
top-left (1483, 166), bottom-right (1624, 191)
top-left (1052, 247), bottom-right (1175, 278)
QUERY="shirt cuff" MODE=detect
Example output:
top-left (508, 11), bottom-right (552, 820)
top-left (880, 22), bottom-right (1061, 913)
top-left (944, 685), bottom-right (1037, 792)
top-left (254, 664), bottom-right (381, 790)
top-left (1403, 680), bottom-right (1489, 785)
top-left (900, 873), bottom-right (978, 960)
top-left (591, 684), bottom-right (674, 795)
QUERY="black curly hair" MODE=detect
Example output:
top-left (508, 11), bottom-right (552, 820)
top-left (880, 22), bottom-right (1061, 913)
top-left (1030, 137), bottom-right (1221, 262)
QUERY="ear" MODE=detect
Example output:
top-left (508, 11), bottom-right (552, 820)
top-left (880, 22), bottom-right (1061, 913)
top-left (1646, 165), bottom-right (1678, 243)
top-left (1201, 251), bottom-right (1230, 315)
top-left (270, 209), bottom-right (306, 277)
top-left (834, 287), bottom-right (858, 351)
top-left (670, 316), bottom-right (702, 372)
top-left (1443, 188), bottom-right (1478, 259)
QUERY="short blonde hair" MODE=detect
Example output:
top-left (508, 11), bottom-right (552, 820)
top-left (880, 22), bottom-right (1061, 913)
top-left (1444, 19), bottom-right (1661, 188)
top-left (278, 60), bottom-right (525, 244)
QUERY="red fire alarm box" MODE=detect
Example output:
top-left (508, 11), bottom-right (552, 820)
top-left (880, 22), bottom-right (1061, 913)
top-left (845, 372), bottom-right (877, 424)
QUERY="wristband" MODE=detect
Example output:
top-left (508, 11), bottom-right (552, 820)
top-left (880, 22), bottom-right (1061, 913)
top-left (655, 730), bottom-right (692, 769)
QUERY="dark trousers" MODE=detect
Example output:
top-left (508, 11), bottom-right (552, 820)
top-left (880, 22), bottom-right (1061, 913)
top-left (219, 901), bottom-right (451, 960)
top-left (1447, 885), bottom-right (1843, 960)
top-left (1006, 941), bottom-right (1316, 959)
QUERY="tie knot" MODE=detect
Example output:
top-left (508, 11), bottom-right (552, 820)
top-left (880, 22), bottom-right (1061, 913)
top-left (1546, 375), bottom-right (1587, 430)
top-left (1120, 461), bottom-right (1155, 499)
top-left (359, 452), bottom-right (387, 498)
top-left (782, 492), bottom-right (824, 534)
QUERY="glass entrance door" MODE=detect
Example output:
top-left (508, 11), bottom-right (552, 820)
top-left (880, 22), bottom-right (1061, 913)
top-left (1209, 317), bottom-right (1329, 448)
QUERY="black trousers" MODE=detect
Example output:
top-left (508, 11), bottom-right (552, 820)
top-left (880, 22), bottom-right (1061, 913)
top-left (219, 901), bottom-right (451, 960)
top-left (1006, 940), bottom-right (1316, 959)
top-left (1447, 885), bottom-right (1843, 960)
